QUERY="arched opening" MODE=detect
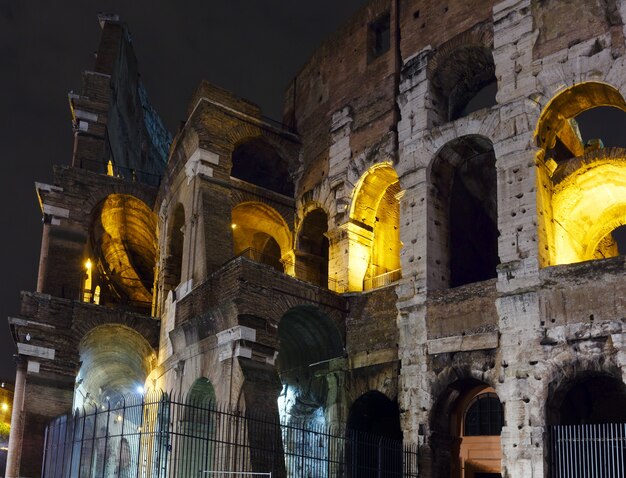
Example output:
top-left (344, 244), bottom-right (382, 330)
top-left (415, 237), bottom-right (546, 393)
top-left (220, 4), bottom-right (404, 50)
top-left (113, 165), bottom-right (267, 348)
top-left (88, 195), bottom-right (157, 311)
top-left (454, 387), bottom-right (503, 478)
top-left (430, 46), bottom-right (497, 122)
top-left (163, 204), bottom-right (185, 297)
top-left (231, 138), bottom-right (294, 197)
top-left (349, 163), bottom-right (402, 291)
top-left (346, 391), bottom-right (402, 477)
top-left (429, 135), bottom-right (499, 289)
top-left (547, 373), bottom-right (626, 475)
top-left (74, 324), bottom-right (155, 410)
top-left (430, 380), bottom-right (503, 478)
top-left (232, 202), bottom-right (292, 272)
top-left (178, 378), bottom-right (216, 478)
top-left (277, 306), bottom-right (344, 477)
top-left (297, 208), bottom-right (329, 287)
top-left (535, 82), bottom-right (626, 266)
top-left (547, 374), bottom-right (626, 426)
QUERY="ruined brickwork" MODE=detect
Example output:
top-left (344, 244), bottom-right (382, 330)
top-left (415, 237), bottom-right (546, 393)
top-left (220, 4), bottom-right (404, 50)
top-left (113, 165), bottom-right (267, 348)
top-left (7, 2), bottom-right (626, 477)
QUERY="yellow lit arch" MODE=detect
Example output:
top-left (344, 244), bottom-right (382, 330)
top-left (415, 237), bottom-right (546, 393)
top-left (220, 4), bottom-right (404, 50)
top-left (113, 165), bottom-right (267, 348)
top-left (535, 82), bottom-right (626, 266)
top-left (552, 156), bottom-right (626, 264)
top-left (348, 162), bottom-right (402, 291)
top-left (535, 82), bottom-right (626, 155)
top-left (92, 194), bottom-right (157, 306)
top-left (231, 202), bottom-right (293, 268)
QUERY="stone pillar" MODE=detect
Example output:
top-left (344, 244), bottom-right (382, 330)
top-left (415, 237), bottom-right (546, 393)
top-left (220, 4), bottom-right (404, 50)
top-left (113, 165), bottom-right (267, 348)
top-left (5, 358), bottom-right (26, 478)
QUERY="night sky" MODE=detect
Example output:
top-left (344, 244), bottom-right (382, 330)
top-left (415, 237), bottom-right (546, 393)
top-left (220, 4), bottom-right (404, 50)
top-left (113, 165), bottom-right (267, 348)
top-left (0, 1), bottom-right (370, 381)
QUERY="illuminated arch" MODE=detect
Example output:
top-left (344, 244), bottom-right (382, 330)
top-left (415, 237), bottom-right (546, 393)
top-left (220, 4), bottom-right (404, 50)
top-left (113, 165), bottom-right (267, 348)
top-left (552, 153), bottom-right (626, 263)
top-left (535, 82), bottom-right (626, 155)
top-left (90, 194), bottom-right (157, 308)
top-left (535, 82), bottom-right (626, 266)
top-left (232, 202), bottom-right (292, 270)
top-left (74, 324), bottom-right (155, 409)
top-left (349, 162), bottom-right (402, 291)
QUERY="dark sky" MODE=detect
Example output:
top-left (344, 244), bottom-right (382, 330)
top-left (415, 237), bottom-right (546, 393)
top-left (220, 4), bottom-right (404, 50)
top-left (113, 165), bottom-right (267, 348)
top-left (0, 0), bottom-right (370, 381)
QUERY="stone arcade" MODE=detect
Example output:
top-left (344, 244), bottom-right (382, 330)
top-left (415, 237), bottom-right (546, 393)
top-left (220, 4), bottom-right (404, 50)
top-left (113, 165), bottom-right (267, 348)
top-left (7, 1), bottom-right (626, 477)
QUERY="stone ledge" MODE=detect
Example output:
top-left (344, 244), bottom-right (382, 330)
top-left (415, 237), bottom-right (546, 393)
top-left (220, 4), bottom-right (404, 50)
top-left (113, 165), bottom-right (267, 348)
top-left (427, 331), bottom-right (499, 355)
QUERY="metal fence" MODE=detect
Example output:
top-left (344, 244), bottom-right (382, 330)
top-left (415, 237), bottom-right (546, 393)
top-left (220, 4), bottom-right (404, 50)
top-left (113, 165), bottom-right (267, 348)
top-left (550, 424), bottom-right (626, 477)
top-left (42, 392), bottom-right (418, 478)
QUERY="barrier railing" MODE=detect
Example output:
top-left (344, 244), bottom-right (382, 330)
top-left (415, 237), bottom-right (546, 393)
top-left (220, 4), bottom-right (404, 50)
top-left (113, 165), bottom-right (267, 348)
top-left (42, 392), bottom-right (418, 478)
top-left (550, 423), bottom-right (626, 477)
top-left (363, 269), bottom-right (402, 291)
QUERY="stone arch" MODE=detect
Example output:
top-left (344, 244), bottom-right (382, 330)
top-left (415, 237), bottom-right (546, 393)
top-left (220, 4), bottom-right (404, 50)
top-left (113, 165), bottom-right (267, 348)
top-left (231, 201), bottom-right (292, 271)
top-left (346, 390), bottom-right (403, 477)
top-left (535, 82), bottom-right (626, 266)
top-left (277, 305), bottom-right (344, 424)
top-left (535, 82), bottom-right (626, 157)
top-left (348, 162), bottom-right (402, 291)
top-left (544, 356), bottom-right (625, 426)
top-left (277, 305), bottom-right (345, 476)
top-left (427, 22), bottom-right (496, 123)
top-left (230, 137), bottom-right (294, 196)
top-left (87, 194), bottom-right (157, 311)
top-left (178, 378), bottom-right (216, 478)
top-left (74, 324), bottom-right (156, 410)
top-left (427, 134), bottom-right (499, 289)
top-left (296, 206), bottom-right (329, 287)
top-left (429, 377), bottom-right (502, 478)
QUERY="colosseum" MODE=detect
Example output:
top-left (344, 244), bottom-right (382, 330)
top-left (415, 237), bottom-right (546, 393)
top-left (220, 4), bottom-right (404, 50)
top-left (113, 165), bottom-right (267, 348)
top-left (6, 1), bottom-right (626, 477)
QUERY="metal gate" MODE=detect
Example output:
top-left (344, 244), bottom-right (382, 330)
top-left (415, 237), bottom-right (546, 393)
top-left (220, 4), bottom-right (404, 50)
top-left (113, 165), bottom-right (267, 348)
top-left (550, 424), bottom-right (626, 477)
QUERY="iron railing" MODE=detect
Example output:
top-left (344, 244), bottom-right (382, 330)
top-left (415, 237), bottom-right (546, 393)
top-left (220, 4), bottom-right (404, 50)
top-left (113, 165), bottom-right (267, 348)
top-left (363, 269), bottom-right (402, 291)
top-left (42, 392), bottom-right (418, 478)
top-left (550, 423), bottom-right (626, 477)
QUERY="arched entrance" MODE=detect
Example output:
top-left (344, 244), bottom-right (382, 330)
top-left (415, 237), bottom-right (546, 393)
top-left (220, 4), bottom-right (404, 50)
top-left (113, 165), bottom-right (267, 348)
top-left (430, 380), bottom-right (503, 478)
top-left (277, 306), bottom-right (344, 477)
top-left (74, 324), bottom-right (155, 409)
top-left (346, 391), bottom-right (402, 477)
top-left (547, 373), bottom-right (626, 477)
top-left (452, 385), bottom-right (503, 478)
top-left (178, 378), bottom-right (216, 478)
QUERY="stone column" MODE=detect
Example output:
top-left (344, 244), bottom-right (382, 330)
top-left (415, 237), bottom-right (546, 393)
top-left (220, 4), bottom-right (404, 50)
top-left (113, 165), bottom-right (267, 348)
top-left (5, 357), bottom-right (26, 478)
